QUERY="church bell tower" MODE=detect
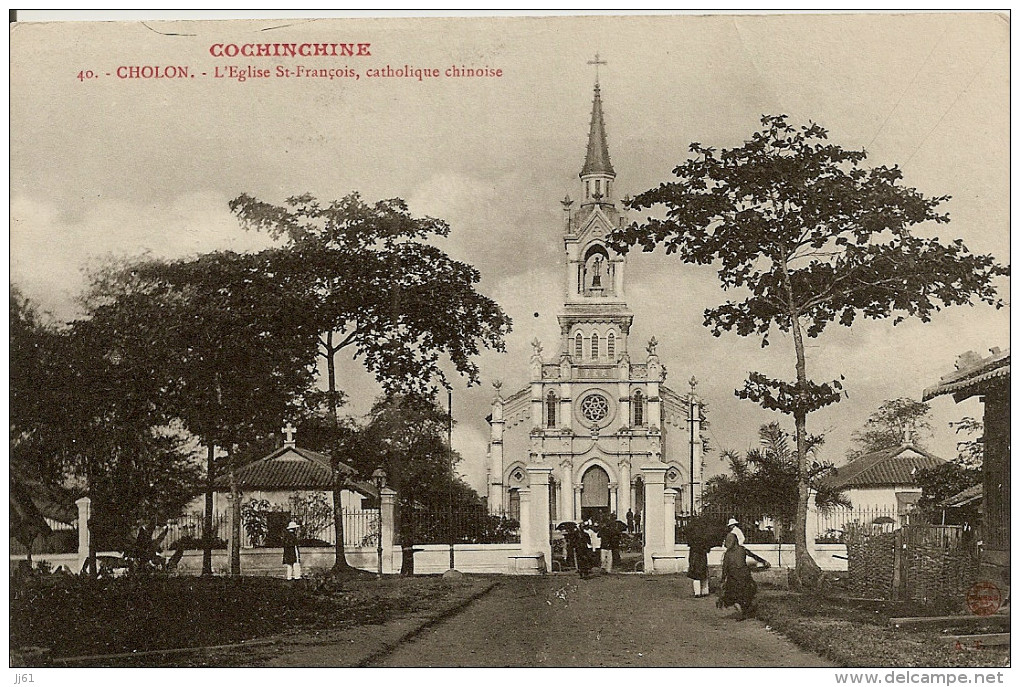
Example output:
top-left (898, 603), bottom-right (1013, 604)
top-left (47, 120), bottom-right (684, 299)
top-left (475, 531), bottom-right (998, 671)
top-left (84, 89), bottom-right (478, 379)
top-left (558, 75), bottom-right (633, 365)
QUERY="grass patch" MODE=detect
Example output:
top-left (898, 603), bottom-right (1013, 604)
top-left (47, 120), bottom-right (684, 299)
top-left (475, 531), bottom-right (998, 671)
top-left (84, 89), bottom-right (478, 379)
top-left (756, 591), bottom-right (1010, 668)
top-left (11, 573), bottom-right (490, 661)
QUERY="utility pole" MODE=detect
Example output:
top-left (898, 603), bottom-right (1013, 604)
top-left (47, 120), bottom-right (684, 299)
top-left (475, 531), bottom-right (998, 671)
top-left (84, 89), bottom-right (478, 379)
top-left (448, 388), bottom-right (456, 571)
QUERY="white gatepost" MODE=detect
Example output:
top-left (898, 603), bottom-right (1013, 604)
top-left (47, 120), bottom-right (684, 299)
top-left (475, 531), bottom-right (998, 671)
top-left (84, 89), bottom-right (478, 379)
top-left (663, 488), bottom-right (678, 548)
top-left (525, 466), bottom-right (553, 568)
top-left (641, 465), bottom-right (667, 573)
top-left (75, 497), bottom-right (91, 574)
top-left (380, 487), bottom-right (398, 574)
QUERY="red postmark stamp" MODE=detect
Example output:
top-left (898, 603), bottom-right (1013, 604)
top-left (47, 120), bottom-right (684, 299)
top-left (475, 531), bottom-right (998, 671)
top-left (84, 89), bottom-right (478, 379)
top-left (965, 580), bottom-right (1003, 616)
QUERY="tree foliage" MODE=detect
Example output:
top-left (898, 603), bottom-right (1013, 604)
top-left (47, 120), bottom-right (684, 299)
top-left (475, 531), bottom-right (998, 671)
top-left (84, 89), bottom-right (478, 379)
top-left (229, 192), bottom-right (512, 399)
top-left (10, 286), bottom-right (202, 553)
top-left (77, 249), bottom-right (322, 572)
top-left (704, 422), bottom-right (848, 522)
top-left (612, 114), bottom-right (1007, 583)
top-left (848, 397), bottom-right (933, 459)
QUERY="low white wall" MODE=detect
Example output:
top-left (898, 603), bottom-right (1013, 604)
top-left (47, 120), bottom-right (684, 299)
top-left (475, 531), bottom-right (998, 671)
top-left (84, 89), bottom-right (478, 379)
top-left (409, 544), bottom-right (524, 574)
top-left (666, 543), bottom-right (847, 573)
top-left (174, 545), bottom-right (401, 576)
top-left (10, 552), bottom-right (82, 575)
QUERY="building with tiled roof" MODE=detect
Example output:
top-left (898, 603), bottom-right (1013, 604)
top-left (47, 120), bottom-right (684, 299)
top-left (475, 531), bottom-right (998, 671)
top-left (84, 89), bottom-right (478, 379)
top-left (211, 445), bottom-right (375, 497)
top-left (822, 443), bottom-right (946, 516)
top-left (187, 431), bottom-right (378, 548)
top-left (924, 347), bottom-right (1009, 588)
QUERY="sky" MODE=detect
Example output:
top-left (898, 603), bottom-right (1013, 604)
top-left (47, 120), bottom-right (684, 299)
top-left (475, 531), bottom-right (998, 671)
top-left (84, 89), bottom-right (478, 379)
top-left (10, 13), bottom-right (1010, 493)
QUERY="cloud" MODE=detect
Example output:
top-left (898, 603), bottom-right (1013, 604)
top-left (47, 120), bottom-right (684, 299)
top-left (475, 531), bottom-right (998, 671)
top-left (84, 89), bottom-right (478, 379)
top-left (10, 192), bottom-right (276, 320)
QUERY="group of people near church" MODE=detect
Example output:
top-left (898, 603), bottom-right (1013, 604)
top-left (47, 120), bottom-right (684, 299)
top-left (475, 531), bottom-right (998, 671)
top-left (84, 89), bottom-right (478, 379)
top-left (559, 513), bottom-right (626, 577)
top-left (686, 517), bottom-right (770, 620)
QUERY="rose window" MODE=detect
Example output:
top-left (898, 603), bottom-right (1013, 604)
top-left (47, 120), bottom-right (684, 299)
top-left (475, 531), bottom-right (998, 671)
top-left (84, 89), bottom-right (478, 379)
top-left (580, 394), bottom-right (610, 422)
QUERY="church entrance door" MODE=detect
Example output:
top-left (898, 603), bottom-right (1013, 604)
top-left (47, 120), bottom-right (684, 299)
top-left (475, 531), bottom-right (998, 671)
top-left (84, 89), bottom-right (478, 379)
top-left (580, 465), bottom-right (610, 523)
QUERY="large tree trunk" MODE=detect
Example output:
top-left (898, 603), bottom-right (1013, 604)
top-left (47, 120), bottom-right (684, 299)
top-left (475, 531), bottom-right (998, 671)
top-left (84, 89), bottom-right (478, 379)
top-left (325, 333), bottom-right (356, 575)
top-left (202, 443), bottom-right (214, 576)
top-left (790, 313), bottom-right (822, 588)
top-left (229, 452), bottom-right (241, 576)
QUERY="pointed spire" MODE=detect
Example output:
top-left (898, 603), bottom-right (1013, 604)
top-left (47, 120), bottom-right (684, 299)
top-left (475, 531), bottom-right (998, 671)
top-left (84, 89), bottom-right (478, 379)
top-left (580, 81), bottom-right (616, 179)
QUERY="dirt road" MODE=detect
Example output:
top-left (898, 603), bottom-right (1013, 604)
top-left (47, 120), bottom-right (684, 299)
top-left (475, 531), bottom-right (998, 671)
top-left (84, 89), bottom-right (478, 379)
top-left (369, 575), bottom-right (833, 667)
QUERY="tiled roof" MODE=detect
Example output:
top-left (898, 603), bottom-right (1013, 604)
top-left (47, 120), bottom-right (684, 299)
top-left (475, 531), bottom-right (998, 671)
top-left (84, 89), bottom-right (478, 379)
top-left (923, 348), bottom-right (1009, 402)
top-left (823, 444), bottom-right (946, 489)
top-left (213, 445), bottom-right (374, 497)
top-left (940, 483), bottom-right (982, 508)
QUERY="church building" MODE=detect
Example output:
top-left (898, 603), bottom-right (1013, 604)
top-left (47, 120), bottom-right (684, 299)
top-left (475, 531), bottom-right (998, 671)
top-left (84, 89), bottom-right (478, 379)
top-left (486, 76), bottom-right (706, 568)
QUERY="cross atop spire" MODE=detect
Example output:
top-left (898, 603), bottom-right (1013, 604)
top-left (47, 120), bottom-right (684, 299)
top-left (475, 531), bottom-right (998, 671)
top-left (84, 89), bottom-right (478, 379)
top-left (587, 51), bottom-right (607, 83)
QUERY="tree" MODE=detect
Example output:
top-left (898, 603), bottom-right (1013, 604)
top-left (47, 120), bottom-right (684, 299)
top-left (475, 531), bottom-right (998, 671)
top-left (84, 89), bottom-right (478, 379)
top-left (79, 249), bottom-right (322, 575)
top-left (848, 397), bottom-right (932, 459)
top-left (11, 286), bottom-right (202, 565)
top-left (704, 422), bottom-right (848, 540)
top-left (612, 115), bottom-right (1008, 585)
top-left (229, 192), bottom-right (511, 573)
top-left (356, 394), bottom-right (479, 574)
top-left (914, 417), bottom-right (984, 523)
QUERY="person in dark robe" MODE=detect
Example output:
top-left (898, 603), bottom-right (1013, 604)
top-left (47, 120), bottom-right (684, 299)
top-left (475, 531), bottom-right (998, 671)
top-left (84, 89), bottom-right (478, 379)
top-left (686, 524), bottom-right (713, 598)
top-left (283, 520), bottom-right (302, 580)
top-left (718, 531), bottom-right (769, 619)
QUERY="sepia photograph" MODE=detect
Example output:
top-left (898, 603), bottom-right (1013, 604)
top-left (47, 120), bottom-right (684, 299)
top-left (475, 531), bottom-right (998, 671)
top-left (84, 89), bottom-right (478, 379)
top-left (9, 10), bottom-right (1010, 674)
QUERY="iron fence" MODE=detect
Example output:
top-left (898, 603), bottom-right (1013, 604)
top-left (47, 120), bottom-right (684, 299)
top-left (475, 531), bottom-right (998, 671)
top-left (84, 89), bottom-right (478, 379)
top-left (302, 510), bottom-right (380, 547)
top-left (164, 512), bottom-right (230, 549)
top-left (815, 507), bottom-right (903, 543)
top-left (165, 510), bottom-right (382, 549)
top-left (676, 508), bottom-right (795, 544)
top-left (403, 508), bottom-right (520, 545)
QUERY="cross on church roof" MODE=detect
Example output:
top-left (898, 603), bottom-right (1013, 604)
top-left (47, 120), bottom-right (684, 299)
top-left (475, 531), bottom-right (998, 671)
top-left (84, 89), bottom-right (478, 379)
top-left (587, 52), bottom-right (607, 82)
top-left (282, 422), bottom-right (297, 446)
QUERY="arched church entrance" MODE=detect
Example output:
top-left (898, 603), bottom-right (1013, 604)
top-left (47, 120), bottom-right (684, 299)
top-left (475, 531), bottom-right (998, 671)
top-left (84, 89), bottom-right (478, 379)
top-left (580, 465), bottom-right (610, 523)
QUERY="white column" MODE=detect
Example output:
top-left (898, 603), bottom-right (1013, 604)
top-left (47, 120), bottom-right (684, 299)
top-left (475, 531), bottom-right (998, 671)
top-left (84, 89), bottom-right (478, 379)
top-left (641, 466), bottom-right (667, 573)
top-left (559, 461), bottom-right (572, 522)
top-left (573, 486), bottom-right (583, 522)
top-left (618, 460), bottom-right (631, 516)
top-left (609, 483), bottom-right (618, 515)
top-left (526, 466), bottom-right (554, 567)
top-left (518, 487), bottom-right (532, 555)
top-left (380, 487), bottom-right (398, 574)
top-left (663, 488), bottom-right (678, 548)
top-left (75, 497), bottom-right (91, 574)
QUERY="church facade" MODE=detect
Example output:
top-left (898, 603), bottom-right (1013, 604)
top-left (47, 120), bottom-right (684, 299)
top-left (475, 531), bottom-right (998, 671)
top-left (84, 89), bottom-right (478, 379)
top-left (485, 79), bottom-right (705, 568)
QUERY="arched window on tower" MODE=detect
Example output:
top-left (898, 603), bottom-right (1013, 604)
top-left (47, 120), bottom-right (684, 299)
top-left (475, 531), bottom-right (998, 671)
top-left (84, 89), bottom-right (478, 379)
top-left (585, 181), bottom-right (590, 199)
top-left (633, 390), bottom-right (644, 426)
top-left (575, 332), bottom-right (583, 358)
top-left (607, 332), bottom-right (616, 360)
top-left (595, 179), bottom-right (601, 197)
top-left (591, 332), bottom-right (599, 359)
top-left (546, 390), bottom-right (557, 428)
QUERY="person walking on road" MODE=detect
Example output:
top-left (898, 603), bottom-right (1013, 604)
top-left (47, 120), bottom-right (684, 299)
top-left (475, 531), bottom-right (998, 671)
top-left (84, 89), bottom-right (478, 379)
top-left (283, 520), bottom-right (302, 580)
top-left (718, 530), bottom-right (769, 619)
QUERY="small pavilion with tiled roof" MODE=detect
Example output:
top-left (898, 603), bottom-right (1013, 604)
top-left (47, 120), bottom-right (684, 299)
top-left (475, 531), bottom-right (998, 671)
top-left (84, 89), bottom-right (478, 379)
top-left (202, 424), bottom-right (376, 546)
